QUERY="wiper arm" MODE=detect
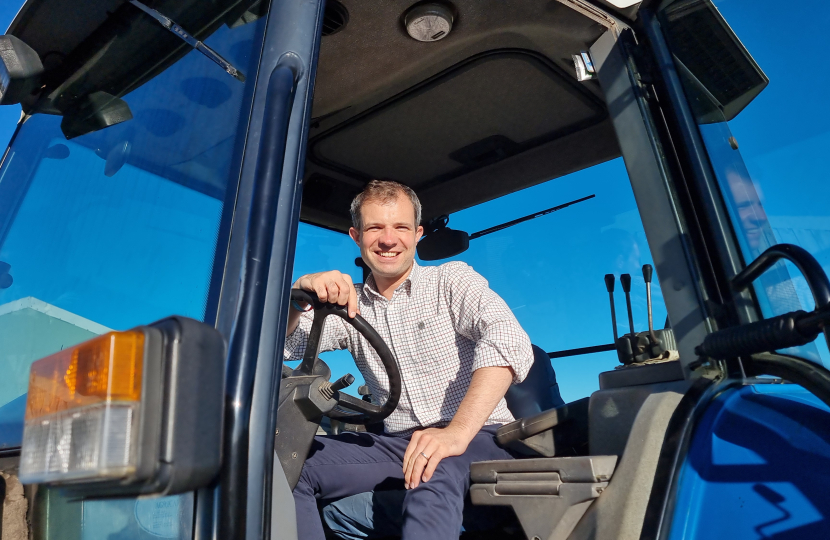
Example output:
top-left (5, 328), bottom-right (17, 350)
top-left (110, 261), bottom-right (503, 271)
top-left (469, 194), bottom-right (596, 240)
top-left (129, 0), bottom-right (246, 82)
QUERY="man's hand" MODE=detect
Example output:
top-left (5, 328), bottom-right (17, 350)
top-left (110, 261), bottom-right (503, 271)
top-left (287, 270), bottom-right (359, 337)
top-left (294, 270), bottom-right (359, 317)
top-left (401, 366), bottom-right (514, 489)
top-left (402, 426), bottom-right (473, 489)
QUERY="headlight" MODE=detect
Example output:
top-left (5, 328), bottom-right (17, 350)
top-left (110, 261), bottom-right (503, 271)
top-left (19, 317), bottom-right (225, 497)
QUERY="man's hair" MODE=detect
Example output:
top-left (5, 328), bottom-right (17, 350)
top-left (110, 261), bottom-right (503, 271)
top-left (350, 180), bottom-right (422, 231)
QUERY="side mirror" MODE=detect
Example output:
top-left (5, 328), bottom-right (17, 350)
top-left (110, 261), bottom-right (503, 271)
top-left (19, 317), bottom-right (226, 497)
top-left (417, 227), bottom-right (470, 261)
top-left (0, 35), bottom-right (44, 106)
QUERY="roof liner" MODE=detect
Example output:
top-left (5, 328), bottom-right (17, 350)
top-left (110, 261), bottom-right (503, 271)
top-left (303, 0), bottom-right (623, 232)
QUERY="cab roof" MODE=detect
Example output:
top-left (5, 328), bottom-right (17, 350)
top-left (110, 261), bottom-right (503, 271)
top-left (8, 0), bottom-right (642, 231)
top-left (302, 0), bottom-right (628, 232)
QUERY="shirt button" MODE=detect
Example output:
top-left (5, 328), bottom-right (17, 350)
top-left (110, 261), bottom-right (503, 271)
top-left (417, 322), bottom-right (425, 330)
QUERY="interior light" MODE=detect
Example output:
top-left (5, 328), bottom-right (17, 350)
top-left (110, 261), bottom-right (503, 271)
top-left (404, 3), bottom-right (454, 43)
top-left (573, 51), bottom-right (596, 82)
top-left (604, 0), bottom-right (642, 8)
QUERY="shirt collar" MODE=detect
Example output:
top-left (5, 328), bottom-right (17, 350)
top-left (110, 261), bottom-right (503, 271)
top-left (363, 260), bottom-right (420, 301)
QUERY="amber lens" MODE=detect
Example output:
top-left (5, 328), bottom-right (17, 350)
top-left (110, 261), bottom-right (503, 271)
top-left (25, 331), bottom-right (145, 420)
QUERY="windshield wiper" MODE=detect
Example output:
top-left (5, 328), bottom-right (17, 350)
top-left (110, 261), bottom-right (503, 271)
top-left (129, 0), bottom-right (246, 82)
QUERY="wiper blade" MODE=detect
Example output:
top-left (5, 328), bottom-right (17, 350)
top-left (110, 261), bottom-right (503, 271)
top-left (129, 0), bottom-right (246, 82)
top-left (469, 194), bottom-right (596, 240)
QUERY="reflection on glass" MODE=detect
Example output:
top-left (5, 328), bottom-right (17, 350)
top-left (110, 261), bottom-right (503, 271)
top-left (83, 494), bottom-right (193, 540)
top-left (0, 5), bottom-right (269, 539)
top-left (658, 0), bottom-right (826, 364)
top-left (700, 123), bottom-right (811, 324)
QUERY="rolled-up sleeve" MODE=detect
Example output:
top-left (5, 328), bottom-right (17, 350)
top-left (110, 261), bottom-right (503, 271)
top-left (284, 309), bottom-right (350, 362)
top-left (445, 262), bottom-right (534, 383)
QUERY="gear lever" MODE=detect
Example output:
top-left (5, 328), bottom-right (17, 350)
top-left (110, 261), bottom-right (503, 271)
top-left (642, 264), bottom-right (660, 345)
top-left (620, 274), bottom-right (635, 337)
top-left (604, 274), bottom-right (618, 342)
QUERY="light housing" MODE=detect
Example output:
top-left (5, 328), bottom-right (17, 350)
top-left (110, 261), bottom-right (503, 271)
top-left (404, 3), bottom-right (454, 42)
top-left (19, 317), bottom-right (226, 497)
top-left (572, 51), bottom-right (596, 82)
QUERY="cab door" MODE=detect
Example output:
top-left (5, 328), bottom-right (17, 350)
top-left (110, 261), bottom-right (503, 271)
top-left (0, 0), bottom-right (324, 539)
top-left (211, 0), bottom-right (324, 539)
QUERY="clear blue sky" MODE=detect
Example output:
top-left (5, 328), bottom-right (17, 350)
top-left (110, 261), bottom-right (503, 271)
top-left (2, 0), bottom-right (829, 405)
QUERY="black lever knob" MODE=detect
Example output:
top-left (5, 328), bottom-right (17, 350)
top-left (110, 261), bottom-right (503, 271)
top-left (604, 274), bottom-right (615, 292)
top-left (331, 373), bottom-right (355, 392)
top-left (620, 273), bottom-right (632, 293)
top-left (642, 264), bottom-right (653, 284)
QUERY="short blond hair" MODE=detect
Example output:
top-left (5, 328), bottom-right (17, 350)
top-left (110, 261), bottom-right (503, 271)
top-left (350, 180), bottom-right (422, 231)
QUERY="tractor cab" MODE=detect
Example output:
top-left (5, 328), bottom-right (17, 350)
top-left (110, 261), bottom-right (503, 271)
top-left (0, 0), bottom-right (829, 539)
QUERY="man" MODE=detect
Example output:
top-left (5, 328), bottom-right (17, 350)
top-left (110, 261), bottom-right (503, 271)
top-left (285, 180), bottom-right (534, 539)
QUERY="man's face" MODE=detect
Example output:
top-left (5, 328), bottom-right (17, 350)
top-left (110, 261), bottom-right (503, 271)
top-left (349, 193), bottom-right (423, 281)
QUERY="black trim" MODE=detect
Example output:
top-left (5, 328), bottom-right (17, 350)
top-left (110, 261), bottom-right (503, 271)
top-left (0, 448), bottom-right (21, 458)
top-left (0, 471), bottom-right (5, 534)
top-left (217, 64), bottom-right (297, 539)
top-left (548, 343), bottom-right (615, 359)
top-left (640, 376), bottom-right (724, 540)
top-left (307, 48), bottom-right (607, 188)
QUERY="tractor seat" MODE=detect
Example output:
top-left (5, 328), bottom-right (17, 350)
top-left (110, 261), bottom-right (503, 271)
top-left (321, 345), bottom-right (571, 538)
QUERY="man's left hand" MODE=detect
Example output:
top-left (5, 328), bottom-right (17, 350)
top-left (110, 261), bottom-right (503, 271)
top-left (402, 426), bottom-right (472, 489)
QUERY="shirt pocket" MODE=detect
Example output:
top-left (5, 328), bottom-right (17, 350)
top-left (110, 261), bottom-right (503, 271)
top-left (412, 310), bottom-right (456, 369)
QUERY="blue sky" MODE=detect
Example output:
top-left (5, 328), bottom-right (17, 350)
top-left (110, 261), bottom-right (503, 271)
top-left (2, 1), bottom-right (829, 406)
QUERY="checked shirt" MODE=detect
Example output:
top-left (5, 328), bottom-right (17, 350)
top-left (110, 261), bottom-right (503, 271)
top-left (284, 261), bottom-right (534, 436)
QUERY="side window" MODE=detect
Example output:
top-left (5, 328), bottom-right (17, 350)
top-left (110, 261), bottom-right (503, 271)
top-left (0, 9), bottom-right (269, 540)
top-left (292, 157), bottom-right (665, 403)
top-left (658, 0), bottom-right (830, 365)
top-left (428, 158), bottom-right (665, 402)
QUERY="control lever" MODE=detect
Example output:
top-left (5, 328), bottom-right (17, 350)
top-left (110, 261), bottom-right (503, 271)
top-left (620, 274), bottom-right (636, 337)
top-left (642, 264), bottom-right (660, 345)
top-left (606, 269), bottom-right (675, 365)
top-left (604, 274), bottom-right (618, 342)
top-left (331, 373), bottom-right (355, 392)
top-left (319, 373), bottom-right (355, 399)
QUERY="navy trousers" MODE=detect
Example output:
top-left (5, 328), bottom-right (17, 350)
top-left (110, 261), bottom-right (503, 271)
top-left (292, 426), bottom-right (513, 540)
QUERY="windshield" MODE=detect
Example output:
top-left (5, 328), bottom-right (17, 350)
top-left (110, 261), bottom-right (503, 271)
top-left (292, 157), bottom-right (667, 404)
top-left (0, 10), bottom-right (268, 540)
top-left (658, 0), bottom-right (830, 365)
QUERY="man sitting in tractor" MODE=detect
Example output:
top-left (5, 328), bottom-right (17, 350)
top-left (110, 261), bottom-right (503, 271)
top-left (285, 179), bottom-right (534, 540)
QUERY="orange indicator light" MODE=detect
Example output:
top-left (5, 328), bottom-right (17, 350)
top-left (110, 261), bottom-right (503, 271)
top-left (25, 331), bottom-right (145, 420)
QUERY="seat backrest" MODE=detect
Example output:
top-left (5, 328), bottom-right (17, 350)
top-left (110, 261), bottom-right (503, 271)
top-left (504, 345), bottom-right (565, 419)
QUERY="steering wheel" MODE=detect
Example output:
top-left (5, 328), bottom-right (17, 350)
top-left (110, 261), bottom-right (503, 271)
top-left (289, 289), bottom-right (401, 424)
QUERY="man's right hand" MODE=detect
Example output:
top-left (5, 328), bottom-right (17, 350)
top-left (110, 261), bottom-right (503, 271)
top-left (293, 270), bottom-right (360, 318)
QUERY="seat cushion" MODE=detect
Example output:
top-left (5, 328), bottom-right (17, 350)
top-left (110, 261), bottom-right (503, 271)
top-left (504, 344), bottom-right (565, 418)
